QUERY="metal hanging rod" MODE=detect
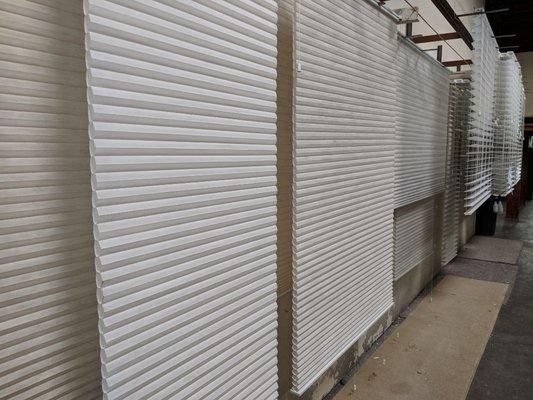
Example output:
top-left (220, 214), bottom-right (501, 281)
top-left (457, 8), bottom-right (509, 17)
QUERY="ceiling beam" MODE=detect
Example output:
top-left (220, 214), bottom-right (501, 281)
top-left (429, 0), bottom-right (474, 50)
top-left (411, 32), bottom-right (461, 43)
top-left (442, 59), bottom-right (473, 67)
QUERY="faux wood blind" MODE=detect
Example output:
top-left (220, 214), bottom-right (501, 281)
top-left (442, 81), bottom-right (470, 266)
top-left (0, 1), bottom-right (101, 399)
top-left (465, 12), bottom-right (498, 215)
top-left (394, 39), bottom-right (450, 208)
top-left (492, 52), bottom-right (524, 196)
top-left (394, 199), bottom-right (435, 280)
top-left (291, 0), bottom-right (396, 394)
top-left (84, 1), bottom-right (279, 399)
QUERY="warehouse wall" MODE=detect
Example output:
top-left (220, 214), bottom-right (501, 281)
top-left (459, 213), bottom-right (477, 247)
top-left (276, 0), bottom-right (295, 397)
top-left (517, 52), bottom-right (533, 117)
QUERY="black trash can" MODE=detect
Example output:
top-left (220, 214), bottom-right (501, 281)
top-left (475, 196), bottom-right (498, 236)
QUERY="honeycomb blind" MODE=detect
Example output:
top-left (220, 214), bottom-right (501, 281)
top-left (394, 39), bottom-right (450, 208)
top-left (84, 1), bottom-right (279, 399)
top-left (394, 199), bottom-right (435, 280)
top-left (291, 0), bottom-right (397, 393)
top-left (0, 1), bottom-right (101, 398)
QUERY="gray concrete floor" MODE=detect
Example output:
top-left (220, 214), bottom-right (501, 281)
top-left (467, 200), bottom-right (533, 400)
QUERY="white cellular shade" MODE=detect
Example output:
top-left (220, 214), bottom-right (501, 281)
top-left (291, 0), bottom-right (396, 394)
top-left (394, 39), bottom-right (450, 208)
top-left (394, 199), bottom-right (435, 279)
top-left (492, 52), bottom-right (525, 196)
top-left (84, 1), bottom-right (279, 399)
top-left (0, 1), bottom-right (101, 399)
top-left (465, 13), bottom-right (499, 214)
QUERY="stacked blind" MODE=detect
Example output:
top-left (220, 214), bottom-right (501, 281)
top-left (0, 1), bottom-right (101, 398)
top-left (394, 39), bottom-right (450, 208)
top-left (465, 12), bottom-right (499, 214)
top-left (291, 0), bottom-right (396, 394)
top-left (442, 80), bottom-right (472, 266)
top-left (84, 1), bottom-right (279, 399)
top-left (492, 52), bottom-right (525, 196)
top-left (394, 199), bottom-right (435, 280)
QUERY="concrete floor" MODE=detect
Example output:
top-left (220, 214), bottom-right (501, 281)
top-left (467, 201), bottom-right (533, 400)
top-left (332, 275), bottom-right (508, 400)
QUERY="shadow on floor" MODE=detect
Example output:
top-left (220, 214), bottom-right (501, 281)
top-left (466, 201), bottom-right (533, 400)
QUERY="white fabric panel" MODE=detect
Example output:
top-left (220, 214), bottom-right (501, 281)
top-left (465, 13), bottom-right (499, 214)
top-left (394, 39), bottom-right (450, 208)
top-left (0, 1), bottom-right (101, 399)
top-left (84, 1), bottom-right (279, 399)
top-left (493, 52), bottom-right (525, 196)
top-left (291, 0), bottom-right (396, 394)
top-left (394, 199), bottom-right (435, 280)
top-left (442, 80), bottom-right (471, 266)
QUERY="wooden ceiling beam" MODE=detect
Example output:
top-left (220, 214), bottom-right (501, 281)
top-left (430, 0), bottom-right (474, 50)
top-left (442, 59), bottom-right (473, 67)
top-left (411, 32), bottom-right (461, 43)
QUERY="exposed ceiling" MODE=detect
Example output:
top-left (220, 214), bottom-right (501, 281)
top-left (485, 0), bottom-right (533, 53)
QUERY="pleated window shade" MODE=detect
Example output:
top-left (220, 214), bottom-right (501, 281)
top-left (0, 1), bottom-right (101, 398)
top-left (291, 0), bottom-right (396, 394)
top-left (492, 52), bottom-right (525, 196)
top-left (84, 1), bottom-right (279, 399)
top-left (394, 39), bottom-right (450, 208)
top-left (442, 80), bottom-right (471, 266)
top-left (394, 199), bottom-right (435, 280)
top-left (465, 12), bottom-right (499, 215)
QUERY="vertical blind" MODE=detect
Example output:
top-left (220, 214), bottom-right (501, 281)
top-left (465, 12), bottom-right (498, 215)
top-left (394, 39), bottom-right (450, 208)
top-left (492, 52), bottom-right (524, 196)
top-left (84, 1), bottom-right (279, 399)
top-left (0, 1), bottom-right (101, 399)
top-left (394, 199), bottom-right (435, 280)
top-left (291, 0), bottom-right (396, 394)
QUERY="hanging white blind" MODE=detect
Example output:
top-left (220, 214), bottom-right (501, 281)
top-left (492, 52), bottom-right (524, 196)
top-left (0, 1), bottom-right (101, 399)
top-left (394, 39), bottom-right (450, 208)
top-left (442, 80), bottom-right (471, 266)
top-left (465, 12), bottom-right (498, 214)
top-left (84, 1), bottom-right (279, 399)
top-left (291, 0), bottom-right (396, 394)
top-left (394, 199), bottom-right (434, 280)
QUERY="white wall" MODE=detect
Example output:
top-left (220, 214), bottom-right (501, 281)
top-left (517, 52), bottom-right (533, 117)
top-left (385, 0), bottom-right (484, 70)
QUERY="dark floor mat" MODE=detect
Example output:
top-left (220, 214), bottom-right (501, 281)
top-left (458, 236), bottom-right (523, 264)
top-left (442, 257), bottom-right (518, 304)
